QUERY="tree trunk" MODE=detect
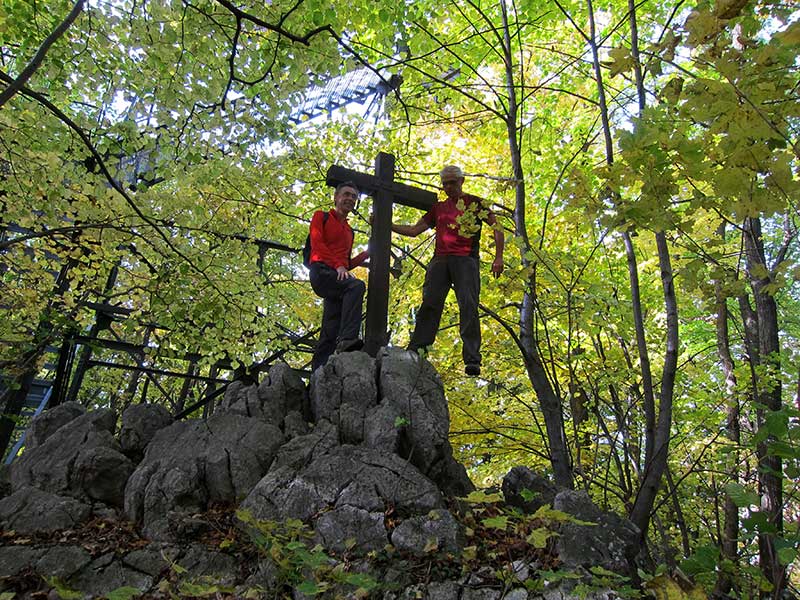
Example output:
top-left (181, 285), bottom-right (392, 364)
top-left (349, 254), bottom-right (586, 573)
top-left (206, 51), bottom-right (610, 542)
top-left (713, 224), bottom-right (740, 595)
top-left (742, 217), bottom-right (785, 596)
top-left (500, 0), bottom-right (573, 488)
top-left (628, 231), bottom-right (678, 539)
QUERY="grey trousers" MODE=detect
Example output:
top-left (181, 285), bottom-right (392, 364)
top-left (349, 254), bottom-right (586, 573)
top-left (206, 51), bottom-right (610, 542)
top-left (309, 263), bottom-right (366, 370)
top-left (408, 255), bottom-right (481, 366)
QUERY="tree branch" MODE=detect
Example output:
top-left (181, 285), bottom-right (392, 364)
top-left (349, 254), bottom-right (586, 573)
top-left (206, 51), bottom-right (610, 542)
top-left (0, 0), bottom-right (85, 109)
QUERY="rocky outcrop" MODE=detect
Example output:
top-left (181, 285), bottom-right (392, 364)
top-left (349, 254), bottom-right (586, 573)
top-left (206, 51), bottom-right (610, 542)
top-left (241, 443), bottom-right (446, 553)
top-left (11, 408), bottom-right (133, 508)
top-left (124, 413), bottom-right (284, 540)
top-left (553, 489), bottom-right (640, 576)
top-left (0, 352), bottom-right (642, 599)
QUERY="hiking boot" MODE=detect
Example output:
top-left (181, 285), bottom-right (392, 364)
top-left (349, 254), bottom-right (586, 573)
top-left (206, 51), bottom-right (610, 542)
top-left (465, 364), bottom-right (481, 377)
top-left (336, 338), bottom-right (364, 353)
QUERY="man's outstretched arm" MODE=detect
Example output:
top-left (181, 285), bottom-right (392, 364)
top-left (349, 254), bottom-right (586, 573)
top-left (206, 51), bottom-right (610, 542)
top-left (391, 218), bottom-right (429, 237)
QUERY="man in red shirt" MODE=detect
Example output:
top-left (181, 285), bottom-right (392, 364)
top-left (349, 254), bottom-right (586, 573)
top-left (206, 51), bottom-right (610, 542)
top-left (391, 166), bottom-right (504, 376)
top-left (308, 181), bottom-right (369, 371)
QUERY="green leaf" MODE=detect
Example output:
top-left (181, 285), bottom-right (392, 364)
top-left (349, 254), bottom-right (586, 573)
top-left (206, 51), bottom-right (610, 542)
top-left (526, 527), bottom-right (555, 548)
top-left (464, 490), bottom-right (503, 504)
top-left (608, 47), bottom-right (633, 77)
top-left (296, 580), bottom-right (325, 595)
top-left (482, 516), bottom-right (508, 530)
top-left (680, 544), bottom-right (719, 576)
top-left (724, 482), bottom-right (759, 507)
top-left (777, 547), bottom-right (797, 566)
top-left (46, 577), bottom-right (83, 600)
top-left (104, 587), bottom-right (143, 600)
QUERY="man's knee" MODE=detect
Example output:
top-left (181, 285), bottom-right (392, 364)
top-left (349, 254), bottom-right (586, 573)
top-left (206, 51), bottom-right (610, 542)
top-left (348, 278), bottom-right (366, 296)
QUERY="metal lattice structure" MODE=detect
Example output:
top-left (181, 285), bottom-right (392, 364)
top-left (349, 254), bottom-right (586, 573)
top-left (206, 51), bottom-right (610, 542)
top-left (289, 69), bottom-right (401, 123)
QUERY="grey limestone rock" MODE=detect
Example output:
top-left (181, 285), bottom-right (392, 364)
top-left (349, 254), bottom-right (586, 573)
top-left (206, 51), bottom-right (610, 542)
top-left (258, 362), bottom-right (308, 424)
top-left (390, 508), bottom-right (464, 556)
top-left (73, 444), bottom-right (135, 507)
top-left (11, 409), bottom-right (131, 507)
top-left (26, 401), bottom-right (86, 450)
top-left (240, 445), bottom-right (443, 553)
top-left (118, 403), bottom-right (173, 458)
top-left (35, 545), bottom-right (92, 580)
top-left (124, 413), bottom-right (284, 540)
top-left (502, 466), bottom-right (559, 514)
top-left (272, 419), bottom-right (339, 471)
top-left (315, 504), bottom-right (387, 553)
top-left (0, 545), bottom-right (43, 577)
top-left (218, 362), bottom-right (309, 431)
top-left (553, 489), bottom-right (639, 576)
top-left (0, 486), bottom-right (91, 533)
top-left (373, 348), bottom-right (474, 497)
top-left (69, 551), bottom-right (154, 597)
top-left (310, 351), bottom-right (377, 444)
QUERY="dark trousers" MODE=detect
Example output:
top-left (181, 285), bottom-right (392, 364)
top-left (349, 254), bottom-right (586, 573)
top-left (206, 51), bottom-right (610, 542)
top-left (409, 255), bottom-right (481, 366)
top-left (309, 263), bottom-right (366, 370)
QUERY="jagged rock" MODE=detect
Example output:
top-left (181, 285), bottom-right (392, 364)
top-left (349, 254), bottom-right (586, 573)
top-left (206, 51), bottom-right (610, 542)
top-left (427, 581), bottom-right (462, 600)
top-left (258, 362), bottom-right (308, 424)
top-left (310, 352), bottom-right (377, 444)
top-left (541, 587), bottom-right (620, 600)
top-left (35, 545), bottom-right (92, 580)
top-left (390, 509), bottom-right (464, 556)
top-left (284, 410), bottom-right (310, 439)
top-left (73, 445), bottom-right (135, 507)
top-left (0, 487), bottom-right (91, 533)
top-left (553, 490), bottom-right (639, 576)
top-left (218, 380), bottom-right (260, 419)
top-left (218, 362), bottom-right (309, 430)
top-left (240, 445), bottom-right (443, 553)
top-left (390, 582), bottom-right (465, 600)
top-left (26, 401), bottom-right (86, 449)
top-left (121, 543), bottom-right (179, 576)
top-left (69, 551), bottom-right (154, 597)
top-left (177, 544), bottom-right (240, 584)
top-left (502, 466), bottom-right (559, 513)
top-left (370, 348), bottom-right (474, 497)
top-left (272, 420), bottom-right (339, 471)
top-left (11, 409), bottom-right (131, 506)
top-left (461, 587), bottom-right (501, 600)
top-left (315, 504), bottom-right (387, 553)
top-left (118, 403), bottom-right (173, 458)
top-left (125, 413), bottom-right (284, 540)
top-left (0, 545), bottom-right (43, 577)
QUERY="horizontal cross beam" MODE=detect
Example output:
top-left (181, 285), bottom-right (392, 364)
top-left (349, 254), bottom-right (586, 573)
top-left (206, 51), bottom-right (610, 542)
top-left (326, 165), bottom-right (437, 211)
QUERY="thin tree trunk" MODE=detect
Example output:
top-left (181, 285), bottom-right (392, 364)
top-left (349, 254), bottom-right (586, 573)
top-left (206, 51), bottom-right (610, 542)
top-left (713, 223), bottom-right (741, 595)
top-left (742, 217), bottom-right (785, 596)
top-left (500, 0), bottom-right (572, 488)
top-left (629, 231), bottom-right (678, 538)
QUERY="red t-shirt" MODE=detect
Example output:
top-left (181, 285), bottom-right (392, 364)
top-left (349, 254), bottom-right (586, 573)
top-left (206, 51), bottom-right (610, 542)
top-left (309, 209), bottom-right (368, 270)
top-left (422, 193), bottom-right (488, 257)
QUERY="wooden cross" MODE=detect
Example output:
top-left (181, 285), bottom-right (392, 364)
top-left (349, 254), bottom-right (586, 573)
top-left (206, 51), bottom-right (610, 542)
top-left (326, 152), bottom-right (437, 356)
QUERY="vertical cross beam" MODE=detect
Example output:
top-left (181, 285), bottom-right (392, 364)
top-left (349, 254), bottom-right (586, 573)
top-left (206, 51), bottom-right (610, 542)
top-left (364, 152), bottom-right (395, 355)
top-left (326, 153), bottom-right (437, 356)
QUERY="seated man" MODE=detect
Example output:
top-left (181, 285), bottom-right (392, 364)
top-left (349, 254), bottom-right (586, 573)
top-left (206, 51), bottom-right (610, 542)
top-left (308, 181), bottom-right (369, 371)
top-left (391, 166), bottom-right (504, 376)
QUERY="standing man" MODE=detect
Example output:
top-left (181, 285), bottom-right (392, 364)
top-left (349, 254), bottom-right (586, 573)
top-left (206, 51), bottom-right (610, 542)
top-left (391, 166), bottom-right (504, 377)
top-left (308, 181), bottom-right (369, 371)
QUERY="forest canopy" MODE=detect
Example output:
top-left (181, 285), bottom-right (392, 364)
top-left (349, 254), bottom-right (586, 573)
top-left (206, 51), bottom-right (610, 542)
top-left (1, 0), bottom-right (798, 596)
